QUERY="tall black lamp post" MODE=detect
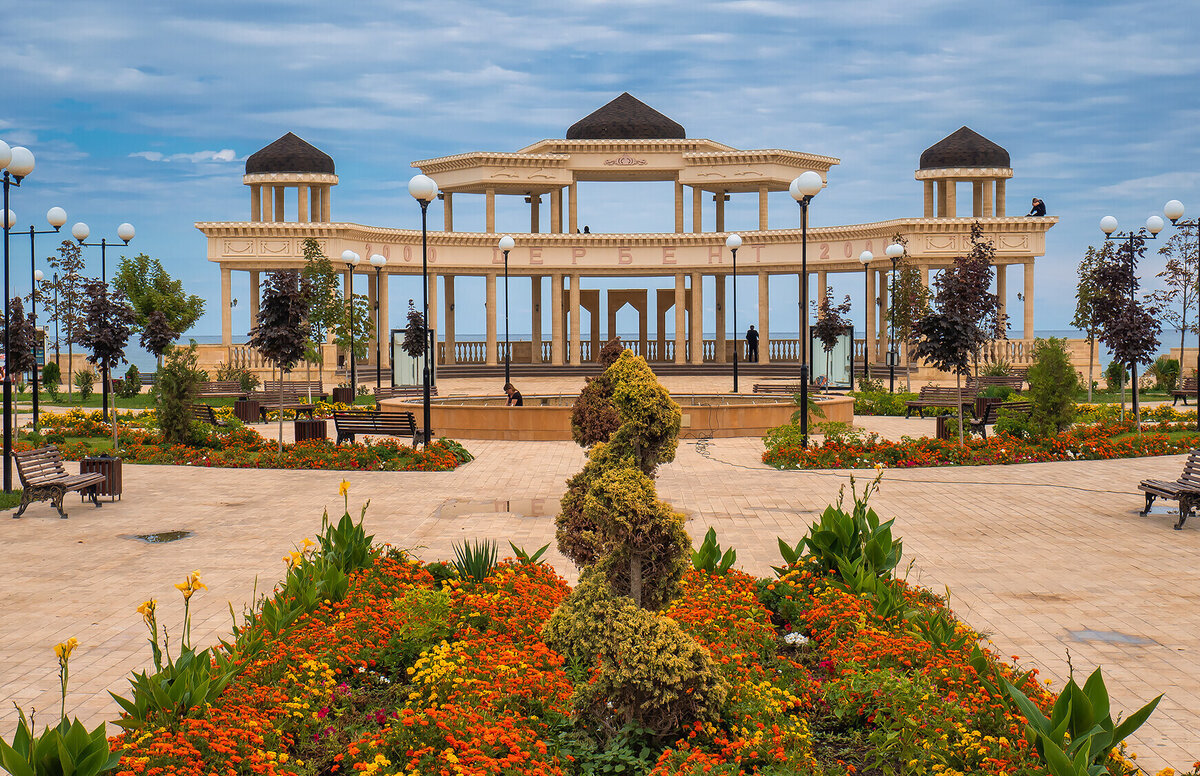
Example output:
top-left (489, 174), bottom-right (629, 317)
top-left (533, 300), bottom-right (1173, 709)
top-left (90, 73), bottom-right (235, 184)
top-left (857, 250), bottom-right (873, 389)
top-left (498, 235), bottom-right (514, 387)
top-left (727, 233), bottom-right (742, 393)
top-left (409, 174), bottom-right (439, 446)
top-left (24, 206), bottom-right (67, 430)
top-left (885, 242), bottom-right (905, 393)
top-left (2, 141), bottom-right (36, 494)
top-left (369, 253), bottom-right (387, 393)
top-left (1099, 213), bottom-right (1164, 427)
top-left (1164, 200), bottom-right (1200, 430)
top-left (789, 171), bottom-right (824, 448)
top-left (341, 249), bottom-right (361, 393)
top-left (72, 219), bottom-right (135, 423)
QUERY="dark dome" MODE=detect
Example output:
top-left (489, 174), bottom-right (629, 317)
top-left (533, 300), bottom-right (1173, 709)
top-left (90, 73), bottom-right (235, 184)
top-left (567, 92), bottom-right (686, 140)
top-left (245, 132), bottom-right (335, 175)
top-left (919, 126), bottom-right (1010, 169)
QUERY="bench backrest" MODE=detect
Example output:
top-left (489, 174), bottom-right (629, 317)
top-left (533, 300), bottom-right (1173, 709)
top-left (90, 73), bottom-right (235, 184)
top-left (984, 401), bottom-right (1033, 424)
top-left (967, 375), bottom-right (1025, 392)
top-left (190, 404), bottom-right (218, 423)
top-left (196, 380), bottom-right (243, 393)
top-left (262, 381), bottom-right (323, 401)
top-left (918, 385), bottom-right (963, 399)
top-left (1176, 449), bottom-right (1200, 487)
top-left (1178, 377), bottom-right (1198, 391)
top-left (14, 445), bottom-right (68, 485)
top-left (333, 410), bottom-right (416, 430)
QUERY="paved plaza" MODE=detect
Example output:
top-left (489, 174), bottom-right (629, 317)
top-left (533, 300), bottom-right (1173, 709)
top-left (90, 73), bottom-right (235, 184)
top-left (1, 386), bottom-right (1198, 772)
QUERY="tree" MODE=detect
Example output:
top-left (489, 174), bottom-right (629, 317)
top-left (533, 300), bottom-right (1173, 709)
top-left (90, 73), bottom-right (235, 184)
top-left (1026, 338), bottom-right (1079, 436)
top-left (1150, 225), bottom-right (1200, 356)
top-left (3, 297), bottom-right (38, 379)
top-left (299, 237), bottom-right (341, 389)
top-left (77, 280), bottom-right (136, 433)
top-left (887, 234), bottom-right (933, 390)
top-left (140, 310), bottom-right (177, 368)
top-left (46, 240), bottom-right (87, 393)
top-left (333, 293), bottom-right (372, 367)
top-left (112, 253), bottom-right (205, 335)
top-left (248, 271), bottom-right (308, 450)
top-left (811, 289), bottom-right (852, 383)
top-left (933, 222), bottom-right (1005, 376)
top-left (910, 312), bottom-right (977, 446)
top-left (1073, 244), bottom-right (1113, 403)
top-left (402, 299), bottom-right (427, 358)
top-left (155, 342), bottom-right (206, 444)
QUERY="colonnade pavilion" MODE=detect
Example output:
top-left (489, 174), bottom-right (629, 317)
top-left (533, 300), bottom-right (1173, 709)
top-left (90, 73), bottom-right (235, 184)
top-left (197, 93), bottom-right (1056, 378)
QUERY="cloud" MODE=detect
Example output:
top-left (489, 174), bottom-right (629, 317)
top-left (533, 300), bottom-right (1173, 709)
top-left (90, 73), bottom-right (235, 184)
top-left (130, 149), bottom-right (238, 163)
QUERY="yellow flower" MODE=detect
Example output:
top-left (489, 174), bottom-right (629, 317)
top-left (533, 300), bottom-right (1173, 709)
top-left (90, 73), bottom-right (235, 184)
top-left (339, 480), bottom-right (350, 497)
top-left (176, 570), bottom-right (207, 601)
top-left (136, 599), bottom-right (157, 625)
top-left (54, 638), bottom-right (78, 661)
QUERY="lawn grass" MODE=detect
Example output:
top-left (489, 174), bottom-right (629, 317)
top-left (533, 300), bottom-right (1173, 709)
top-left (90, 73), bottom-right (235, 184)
top-left (1074, 388), bottom-right (1172, 404)
top-left (0, 490), bottom-right (23, 510)
top-left (1111, 429), bottom-right (1200, 443)
top-left (20, 392), bottom-right (377, 410)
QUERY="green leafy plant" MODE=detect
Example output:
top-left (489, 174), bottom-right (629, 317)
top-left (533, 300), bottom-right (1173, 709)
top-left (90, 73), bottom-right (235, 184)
top-left (772, 536), bottom-right (806, 577)
top-left (73, 367), bottom-right (95, 401)
top-left (215, 363), bottom-right (261, 394)
top-left (111, 645), bottom-right (238, 732)
top-left (41, 361), bottom-right (61, 402)
top-left (509, 541), bottom-right (549, 565)
top-left (978, 384), bottom-right (1015, 400)
top-left (1150, 355), bottom-right (1181, 392)
top-left (799, 475), bottom-right (902, 581)
top-left (115, 363), bottom-right (141, 398)
top-left (994, 405), bottom-right (1034, 439)
top-left (1103, 360), bottom-right (1128, 391)
top-left (153, 342), bottom-right (207, 444)
top-left (789, 392), bottom-right (827, 424)
top-left (691, 527), bottom-right (736, 574)
top-left (1027, 338), bottom-right (1079, 437)
top-left (982, 360), bottom-right (1013, 376)
top-left (0, 709), bottom-right (121, 776)
top-left (453, 538), bottom-right (498, 581)
top-left (436, 437), bottom-right (474, 463)
top-left (1005, 666), bottom-right (1161, 776)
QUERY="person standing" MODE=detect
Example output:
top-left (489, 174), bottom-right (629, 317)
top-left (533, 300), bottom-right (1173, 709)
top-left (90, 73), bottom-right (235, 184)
top-left (746, 325), bottom-right (760, 363)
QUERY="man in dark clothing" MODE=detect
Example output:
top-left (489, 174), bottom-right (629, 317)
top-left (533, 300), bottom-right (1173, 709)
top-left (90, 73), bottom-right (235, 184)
top-left (504, 383), bottom-right (523, 406)
top-left (746, 325), bottom-right (760, 362)
top-left (1027, 198), bottom-right (1046, 217)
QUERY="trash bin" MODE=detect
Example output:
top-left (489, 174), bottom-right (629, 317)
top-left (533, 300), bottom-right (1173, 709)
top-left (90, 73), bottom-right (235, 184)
top-left (294, 418), bottom-right (328, 442)
top-left (234, 399), bottom-right (260, 424)
top-left (935, 414), bottom-right (954, 441)
top-left (80, 455), bottom-right (122, 501)
top-left (332, 386), bottom-right (355, 405)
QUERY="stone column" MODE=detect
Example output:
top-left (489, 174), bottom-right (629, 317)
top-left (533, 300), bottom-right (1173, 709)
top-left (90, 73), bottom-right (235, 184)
top-left (715, 192), bottom-right (726, 233)
top-left (249, 270), bottom-right (260, 330)
top-left (550, 189), bottom-right (562, 233)
top-left (568, 182), bottom-right (578, 233)
top-left (878, 269), bottom-right (889, 349)
top-left (530, 275), bottom-right (542, 363)
top-left (367, 271), bottom-right (378, 359)
top-left (865, 265), bottom-right (876, 366)
top-left (551, 274), bottom-right (564, 365)
top-left (674, 273), bottom-right (686, 364)
top-left (251, 185), bottom-right (262, 222)
top-left (298, 185), bottom-right (309, 222)
top-left (485, 189), bottom-right (496, 233)
top-left (759, 185), bottom-right (769, 230)
top-left (982, 182), bottom-right (994, 217)
top-left (995, 179), bottom-right (1006, 216)
top-left (261, 185), bottom-right (273, 223)
top-left (274, 185), bottom-right (286, 221)
top-left (344, 268), bottom-right (353, 303)
top-left (715, 274), bottom-right (726, 363)
top-left (972, 181), bottom-right (983, 218)
top-left (443, 275), bottom-right (456, 365)
top-left (321, 185), bottom-right (331, 221)
top-left (443, 193), bottom-right (454, 232)
top-left (944, 180), bottom-right (956, 218)
top-left (674, 181), bottom-right (685, 233)
top-left (936, 180), bottom-right (947, 217)
top-left (758, 272), bottom-right (770, 364)
top-left (690, 272), bottom-right (704, 364)
top-left (570, 274), bottom-right (582, 364)
top-left (692, 187), bottom-right (703, 234)
top-left (996, 263), bottom-right (1007, 328)
top-left (923, 180), bottom-right (935, 218)
top-left (530, 194), bottom-right (540, 234)
top-left (220, 265), bottom-right (232, 345)
top-left (1024, 261), bottom-right (1035, 339)
top-left (485, 273), bottom-right (497, 365)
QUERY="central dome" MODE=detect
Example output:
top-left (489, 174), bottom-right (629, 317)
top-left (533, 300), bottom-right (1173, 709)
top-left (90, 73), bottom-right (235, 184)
top-left (567, 93), bottom-right (686, 140)
top-left (919, 127), bottom-right (1009, 170)
top-left (245, 132), bottom-right (335, 175)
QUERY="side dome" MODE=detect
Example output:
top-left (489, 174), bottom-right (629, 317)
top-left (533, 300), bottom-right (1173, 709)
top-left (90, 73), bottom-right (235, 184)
top-left (919, 127), bottom-right (1009, 169)
top-left (245, 132), bottom-right (335, 175)
top-left (567, 92), bottom-right (686, 140)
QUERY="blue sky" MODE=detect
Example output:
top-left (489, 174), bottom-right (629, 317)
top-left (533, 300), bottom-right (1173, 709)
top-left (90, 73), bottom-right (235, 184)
top-left (4, 0), bottom-right (1200, 347)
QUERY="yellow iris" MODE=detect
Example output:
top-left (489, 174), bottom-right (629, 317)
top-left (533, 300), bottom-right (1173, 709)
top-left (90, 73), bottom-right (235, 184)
top-left (54, 637), bottom-right (78, 661)
top-left (175, 570), bottom-right (207, 601)
top-left (339, 480), bottom-right (351, 497)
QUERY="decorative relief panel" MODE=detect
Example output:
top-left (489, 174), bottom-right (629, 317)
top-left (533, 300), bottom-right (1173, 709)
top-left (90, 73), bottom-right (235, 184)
top-left (926, 235), bottom-right (958, 251)
top-left (223, 240), bottom-right (253, 255)
top-left (999, 235), bottom-right (1030, 250)
top-left (259, 239), bottom-right (292, 255)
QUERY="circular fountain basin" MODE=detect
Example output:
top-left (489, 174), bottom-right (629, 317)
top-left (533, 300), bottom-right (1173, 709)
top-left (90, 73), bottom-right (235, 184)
top-left (380, 393), bottom-right (854, 441)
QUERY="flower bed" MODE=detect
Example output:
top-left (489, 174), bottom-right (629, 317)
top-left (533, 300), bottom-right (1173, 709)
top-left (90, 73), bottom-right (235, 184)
top-left (764, 421), bottom-right (1200, 469)
top-left (25, 410), bottom-right (472, 472)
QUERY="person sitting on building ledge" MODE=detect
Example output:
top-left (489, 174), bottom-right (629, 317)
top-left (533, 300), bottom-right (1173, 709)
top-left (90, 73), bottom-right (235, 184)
top-left (1027, 197), bottom-right (1046, 217)
top-left (504, 382), bottom-right (523, 406)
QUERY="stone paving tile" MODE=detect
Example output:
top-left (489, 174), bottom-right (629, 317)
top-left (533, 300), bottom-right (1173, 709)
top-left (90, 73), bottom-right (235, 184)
top-left (1, 399), bottom-right (1198, 770)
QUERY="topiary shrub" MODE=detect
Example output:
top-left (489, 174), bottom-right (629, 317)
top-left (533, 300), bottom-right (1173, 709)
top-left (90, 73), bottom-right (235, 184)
top-left (41, 361), bottom-right (61, 401)
top-left (154, 343), bottom-right (207, 444)
top-left (115, 364), bottom-right (141, 398)
top-left (571, 376), bottom-right (620, 448)
top-left (1104, 360), bottom-right (1128, 391)
top-left (1027, 337), bottom-right (1079, 437)
top-left (606, 351), bottom-right (681, 475)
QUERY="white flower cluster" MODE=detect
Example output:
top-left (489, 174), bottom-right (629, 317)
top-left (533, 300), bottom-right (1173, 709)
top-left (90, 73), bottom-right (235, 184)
top-left (783, 632), bottom-right (809, 646)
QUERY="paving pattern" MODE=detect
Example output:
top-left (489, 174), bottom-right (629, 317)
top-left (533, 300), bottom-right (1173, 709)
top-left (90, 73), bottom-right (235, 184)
top-left (0, 399), bottom-right (1197, 772)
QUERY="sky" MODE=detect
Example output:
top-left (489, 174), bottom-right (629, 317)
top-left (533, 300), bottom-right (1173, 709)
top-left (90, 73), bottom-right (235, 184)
top-left (4, 0), bottom-right (1200, 350)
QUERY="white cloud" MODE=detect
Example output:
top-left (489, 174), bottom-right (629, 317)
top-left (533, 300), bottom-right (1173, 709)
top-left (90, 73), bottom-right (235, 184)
top-left (130, 149), bottom-right (238, 163)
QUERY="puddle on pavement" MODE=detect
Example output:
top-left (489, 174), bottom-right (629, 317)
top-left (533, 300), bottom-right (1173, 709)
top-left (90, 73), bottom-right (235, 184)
top-left (1068, 629), bottom-right (1156, 646)
top-left (433, 498), bottom-right (557, 520)
top-left (124, 530), bottom-right (195, 544)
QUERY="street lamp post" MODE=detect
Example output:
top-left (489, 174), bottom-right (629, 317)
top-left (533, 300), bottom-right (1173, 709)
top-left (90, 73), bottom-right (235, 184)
top-left (2, 140), bottom-right (36, 493)
top-left (498, 235), bottom-right (515, 387)
top-left (72, 220), bottom-right (134, 423)
top-left (858, 250), bottom-right (873, 390)
top-left (727, 233), bottom-right (742, 393)
top-left (790, 171), bottom-right (824, 448)
top-left (1163, 200), bottom-right (1200, 430)
top-left (885, 242), bottom-right (905, 393)
top-left (25, 207), bottom-right (67, 430)
top-left (52, 272), bottom-right (60, 365)
top-left (369, 254), bottom-right (387, 394)
top-left (341, 250), bottom-right (361, 393)
top-left (1099, 213), bottom-right (1164, 427)
top-left (409, 174), bottom-right (439, 446)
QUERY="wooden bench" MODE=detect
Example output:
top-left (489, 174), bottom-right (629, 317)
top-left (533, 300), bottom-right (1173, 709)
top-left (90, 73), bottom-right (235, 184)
top-left (13, 445), bottom-right (106, 519)
top-left (262, 380), bottom-right (326, 402)
top-left (966, 375), bottom-right (1025, 393)
top-left (189, 403), bottom-right (228, 428)
top-left (904, 385), bottom-right (976, 418)
top-left (856, 363), bottom-right (912, 381)
top-left (332, 411), bottom-right (421, 446)
top-left (968, 401), bottom-right (1033, 439)
top-left (1172, 377), bottom-right (1199, 406)
top-left (1138, 448), bottom-right (1200, 530)
top-left (196, 380), bottom-right (248, 399)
